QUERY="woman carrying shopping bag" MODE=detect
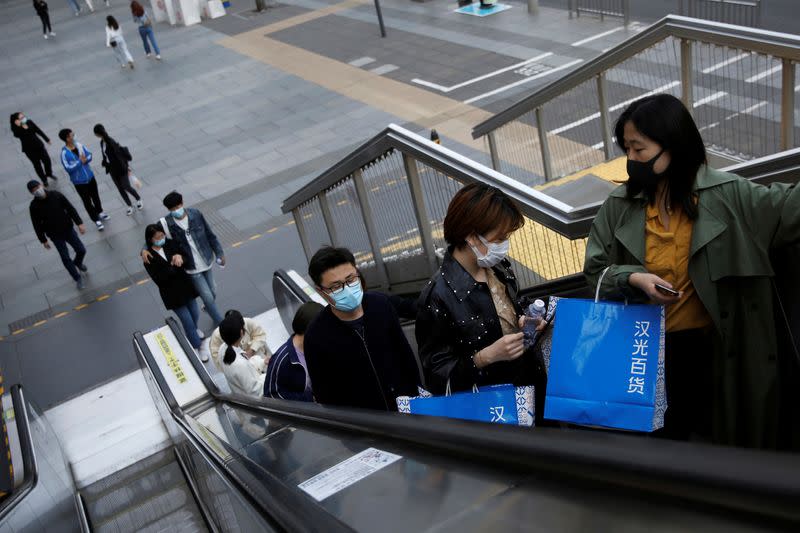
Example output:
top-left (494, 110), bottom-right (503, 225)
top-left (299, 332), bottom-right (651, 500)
top-left (105, 15), bottom-right (134, 69)
top-left (93, 124), bottom-right (142, 215)
top-left (130, 1), bottom-right (161, 60)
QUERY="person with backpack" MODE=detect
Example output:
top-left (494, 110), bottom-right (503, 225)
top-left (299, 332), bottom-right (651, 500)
top-left (131, 1), bottom-right (160, 60)
top-left (93, 124), bottom-right (142, 215)
top-left (33, 0), bottom-right (55, 39)
top-left (10, 112), bottom-right (57, 187)
top-left (105, 15), bottom-right (134, 69)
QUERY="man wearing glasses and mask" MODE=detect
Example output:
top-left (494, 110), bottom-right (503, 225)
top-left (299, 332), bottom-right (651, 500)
top-left (304, 246), bottom-right (420, 411)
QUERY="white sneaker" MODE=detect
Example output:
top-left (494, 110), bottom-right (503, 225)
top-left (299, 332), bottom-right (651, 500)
top-left (198, 339), bottom-right (210, 363)
top-left (99, 212), bottom-right (110, 220)
top-left (95, 220), bottom-right (105, 231)
top-left (155, 55), bottom-right (161, 60)
top-left (50, 32), bottom-right (56, 36)
top-left (136, 200), bottom-right (143, 210)
top-left (146, 53), bottom-right (152, 58)
top-left (121, 64), bottom-right (127, 69)
top-left (196, 328), bottom-right (206, 340)
top-left (44, 34), bottom-right (48, 40)
top-left (126, 207), bottom-right (133, 216)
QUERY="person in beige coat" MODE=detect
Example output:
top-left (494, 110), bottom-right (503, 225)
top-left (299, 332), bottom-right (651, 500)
top-left (208, 309), bottom-right (270, 369)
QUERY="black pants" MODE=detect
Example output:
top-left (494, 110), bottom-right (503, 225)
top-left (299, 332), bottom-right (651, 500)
top-left (111, 171), bottom-right (140, 206)
top-left (656, 328), bottom-right (715, 441)
top-left (52, 228), bottom-right (86, 281)
top-left (74, 179), bottom-right (103, 222)
top-left (38, 12), bottom-right (52, 34)
top-left (25, 149), bottom-right (53, 184)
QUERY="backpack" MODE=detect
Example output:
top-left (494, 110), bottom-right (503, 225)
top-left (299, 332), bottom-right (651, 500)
top-left (120, 145), bottom-right (132, 162)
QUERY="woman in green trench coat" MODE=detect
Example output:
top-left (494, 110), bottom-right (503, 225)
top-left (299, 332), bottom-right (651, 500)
top-left (584, 94), bottom-right (800, 449)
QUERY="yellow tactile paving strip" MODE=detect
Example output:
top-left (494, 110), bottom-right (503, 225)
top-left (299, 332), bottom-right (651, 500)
top-left (215, 3), bottom-right (624, 286)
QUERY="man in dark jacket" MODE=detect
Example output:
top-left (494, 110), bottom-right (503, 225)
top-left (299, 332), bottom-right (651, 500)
top-left (27, 180), bottom-right (88, 289)
top-left (303, 246), bottom-right (420, 411)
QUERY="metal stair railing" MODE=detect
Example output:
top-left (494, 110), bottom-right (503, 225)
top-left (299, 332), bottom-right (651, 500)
top-left (472, 15), bottom-right (800, 185)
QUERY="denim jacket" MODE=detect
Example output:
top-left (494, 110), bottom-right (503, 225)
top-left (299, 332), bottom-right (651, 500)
top-left (158, 208), bottom-right (223, 271)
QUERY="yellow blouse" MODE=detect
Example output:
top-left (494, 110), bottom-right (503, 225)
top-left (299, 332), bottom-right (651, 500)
top-left (485, 268), bottom-right (519, 335)
top-left (644, 202), bottom-right (712, 332)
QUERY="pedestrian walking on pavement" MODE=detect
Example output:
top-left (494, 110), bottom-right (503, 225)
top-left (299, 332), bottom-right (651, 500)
top-left (66, 0), bottom-right (81, 15)
top-left (106, 15), bottom-right (134, 69)
top-left (27, 180), bottom-right (89, 290)
top-left (33, 0), bottom-right (56, 39)
top-left (10, 112), bottom-right (58, 187)
top-left (59, 128), bottom-right (109, 231)
top-left (93, 124), bottom-right (143, 216)
top-left (131, 1), bottom-right (161, 60)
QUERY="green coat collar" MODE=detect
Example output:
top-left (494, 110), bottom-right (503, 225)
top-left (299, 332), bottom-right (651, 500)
top-left (608, 166), bottom-right (737, 264)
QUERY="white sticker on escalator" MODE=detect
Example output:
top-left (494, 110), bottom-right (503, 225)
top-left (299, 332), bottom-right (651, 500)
top-left (298, 447), bottom-right (401, 501)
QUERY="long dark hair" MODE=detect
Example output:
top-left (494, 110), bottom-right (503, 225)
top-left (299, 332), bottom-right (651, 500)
top-left (219, 315), bottom-right (243, 365)
top-left (614, 94), bottom-right (706, 219)
top-left (9, 112), bottom-right (21, 131)
top-left (93, 123), bottom-right (113, 145)
top-left (107, 15), bottom-right (119, 30)
top-left (130, 1), bottom-right (145, 17)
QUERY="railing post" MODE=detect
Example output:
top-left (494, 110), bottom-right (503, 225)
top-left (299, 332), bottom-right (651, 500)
top-left (352, 169), bottom-right (390, 289)
top-left (781, 58), bottom-right (796, 151)
top-left (597, 73), bottom-right (614, 160)
top-left (527, 0), bottom-right (538, 14)
top-left (487, 131), bottom-right (501, 171)
top-left (293, 209), bottom-right (313, 260)
top-left (535, 107), bottom-right (554, 182)
top-left (318, 191), bottom-right (339, 247)
top-left (681, 39), bottom-right (694, 111)
top-left (623, 0), bottom-right (630, 27)
top-left (402, 154), bottom-right (439, 274)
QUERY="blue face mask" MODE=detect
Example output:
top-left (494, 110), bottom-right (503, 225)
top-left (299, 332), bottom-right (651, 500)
top-left (153, 238), bottom-right (166, 247)
top-left (331, 283), bottom-right (363, 312)
top-left (171, 207), bottom-right (185, 219)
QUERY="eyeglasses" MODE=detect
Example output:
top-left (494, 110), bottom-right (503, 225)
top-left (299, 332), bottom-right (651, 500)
top-left (320, 274), bottom-right (360, 295)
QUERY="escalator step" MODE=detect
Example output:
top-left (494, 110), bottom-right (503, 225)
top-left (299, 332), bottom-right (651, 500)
top-left (94, 484), bottom-right (206, 533)
top-left (81, 448), bottom-right (175, 501)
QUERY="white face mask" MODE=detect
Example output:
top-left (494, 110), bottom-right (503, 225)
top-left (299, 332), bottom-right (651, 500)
top-left (470, 235), bottom-right (509, 268)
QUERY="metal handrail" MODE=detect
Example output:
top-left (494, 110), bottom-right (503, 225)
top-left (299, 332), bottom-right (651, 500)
top-left (472, 15), bottom-right (800, 139)
top-left (0, 386), bottom-right (38, 522)
top-left (282, 124), bottom-right (596, 239)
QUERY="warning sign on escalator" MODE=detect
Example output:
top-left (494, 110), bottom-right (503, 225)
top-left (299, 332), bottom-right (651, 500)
top-left (298, 448), bottom-right (401, 501)
top-left (155, 332), bottom-right (187, 384)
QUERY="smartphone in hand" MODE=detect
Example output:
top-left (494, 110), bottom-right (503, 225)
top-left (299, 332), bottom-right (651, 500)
top-left (655, 283), bottom-right (680, 297)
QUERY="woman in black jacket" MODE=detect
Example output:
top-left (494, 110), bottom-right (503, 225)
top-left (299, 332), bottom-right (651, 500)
top-left (416, 183), bottom-right (548, 416)
top-left (10, 112), bottom-right (56, 187)
top-left (143, 224), bottom-right (202, 349)
top-left (94, 124), bottom-right (142, 215)
top-left (33, 0), bottom-right (55, 39)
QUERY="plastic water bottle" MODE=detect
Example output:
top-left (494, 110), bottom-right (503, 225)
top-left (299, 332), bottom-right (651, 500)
top-left (523, 299), bottom-right (546, 349)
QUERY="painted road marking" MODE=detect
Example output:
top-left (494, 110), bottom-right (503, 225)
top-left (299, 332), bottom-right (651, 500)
top-left (348, 56), bottom-right (375, 67)
top-left (693, 91), bottom-right (727, 107)
top-left (746, 64), bottom-right (781, 83)
top-left (412, 52), bottom-right (554, 93)
top-left (464, 59), bottom-right (584, 104)
top-left (701, 52), bottom-right (750, 74)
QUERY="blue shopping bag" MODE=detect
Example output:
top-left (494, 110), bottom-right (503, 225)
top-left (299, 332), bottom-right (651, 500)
top-left (544, 273), bottom-right (666, 432)
top-left (396, 384), bottom-right (535, 426)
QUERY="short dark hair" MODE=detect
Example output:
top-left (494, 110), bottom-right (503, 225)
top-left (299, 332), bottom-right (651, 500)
top-left (292, 302), bottom-right (324, 335)
top-left (308, 246), bottom-right (356, 286)
top-left (163, 191), bottom-right (183, 209)
top-left (58, 128), bottom-right (72, 142)
top-left (614, 94), bottom-right (706, 219)
top-left (443, 183), bottom-right (524, 246)
top-left (144, 223), bottom-right (163, 246)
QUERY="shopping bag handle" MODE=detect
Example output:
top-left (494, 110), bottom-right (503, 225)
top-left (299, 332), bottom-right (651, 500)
top-left (595, 267), bottom-right (610, 303)
top-left (445, 379), bottom-right (479, 396)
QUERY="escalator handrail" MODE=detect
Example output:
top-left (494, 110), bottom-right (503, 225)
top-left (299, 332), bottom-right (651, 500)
top-left (0, 386), bottom-right (38, 522)
top-left (133, 328), bottom-right (354, 533)
top-left (472, 15), bottom-right (800, 139)
top-left (158, 302), bottom-right (800, 523)
top-left (274, 269), bottom-right (312, 303)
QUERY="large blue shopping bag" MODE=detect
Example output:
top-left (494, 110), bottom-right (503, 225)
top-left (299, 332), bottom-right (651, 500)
top-left (544, 276), bottom-right (667, 432)
top-left (396, 384), bottom-right (535, 426)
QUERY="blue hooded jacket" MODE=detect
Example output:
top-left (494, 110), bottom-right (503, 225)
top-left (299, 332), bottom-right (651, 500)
top-left (60, 142), bottom-right (95, 185)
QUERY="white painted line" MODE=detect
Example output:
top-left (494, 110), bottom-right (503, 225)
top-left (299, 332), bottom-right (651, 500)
top-left (742, 101), bottom-right (768, 114)
top-left (591, 141), bottom-right (605, 150)
top-left (349, 56), bottom-right (375, 67)
top-left (745, 64), bottom-right (781, 83)
top-left (693, 91), bottom-right (727, 108)
top-left (370, 64), bottom-right (399, 75)
top-left (547, 81), bottom-right (681, 136)
top-left (699, 122), bottom-right (720, 132)
top-left (701, 53), bottom-right (750, 74)
top-left (411, 52), bottom-right (554, 93)
top-left (571, 26), bottom-right (625, 47)
top-left (464, 59), bottom-right (584, 105)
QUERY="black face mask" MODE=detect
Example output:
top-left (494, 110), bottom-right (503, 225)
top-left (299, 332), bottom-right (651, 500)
top-left (626, 149), bottom-right (666, 199)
